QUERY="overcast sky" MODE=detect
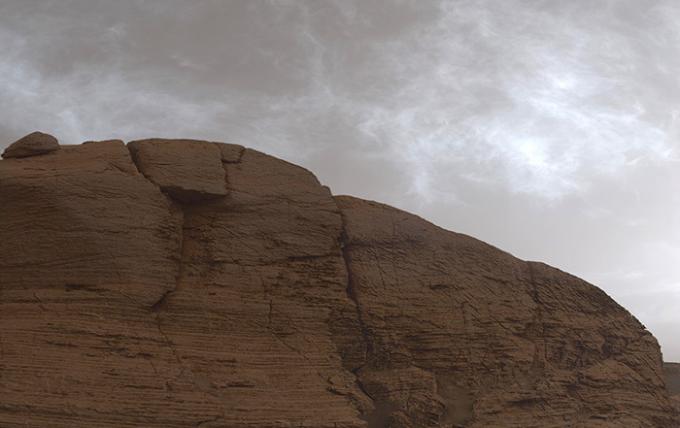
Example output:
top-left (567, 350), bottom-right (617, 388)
top-left (1, 0), bottom-right (679, 360)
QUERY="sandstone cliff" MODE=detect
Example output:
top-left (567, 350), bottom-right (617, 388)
top-left (0, 133), bottom-right (677, 427)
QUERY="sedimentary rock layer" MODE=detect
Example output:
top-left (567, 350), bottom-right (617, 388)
top-left (0, 134), bottom-right (677, 427)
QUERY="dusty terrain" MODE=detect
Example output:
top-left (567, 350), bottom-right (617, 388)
top-left (0, 133), bottom-right (677, 427)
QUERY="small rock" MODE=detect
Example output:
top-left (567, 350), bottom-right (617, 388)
top-left (216, 142), bottom-right (245, 163)
top-left (2, 132), bottom-right (60, 159)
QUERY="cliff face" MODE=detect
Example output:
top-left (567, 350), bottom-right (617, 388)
top-left (0, 133), bottom-right (677, 427)
top-left (665, 363), bottom-right (680, 415)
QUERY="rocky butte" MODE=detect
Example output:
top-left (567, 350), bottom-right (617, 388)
top-left (0, 132), bottom-right (678, 427)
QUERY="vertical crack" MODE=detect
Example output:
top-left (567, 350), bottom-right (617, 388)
top-left (340, 229), bottom-right (373, 365)
top-left (124, 142), bottom-right (186, 312)
top-left (337, 210), bottom-right (378, 416)
top-left (527, 262), bottom-right (548, 369)
top-left (154, 312), bottom-right (183, 369)
top-left (125, 142), bottom-right (193, 392)
top-left (217, 144), bottom-right (244, 193)
top-left (151, 207), bottom-right (186, 312)
top-left (267, 299), bottom-right (273, 329)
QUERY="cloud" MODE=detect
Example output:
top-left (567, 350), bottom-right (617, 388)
top-left (0, 21), bottom-right (235, 144)
top-left (343, 0), bottom-right (678, 200)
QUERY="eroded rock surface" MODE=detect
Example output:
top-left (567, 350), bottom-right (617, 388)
top-left (0, 137), bottom-right (677, 427)
top-left (335, 196), bottom-right (677, 427)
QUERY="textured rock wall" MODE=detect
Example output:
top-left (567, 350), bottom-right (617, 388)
top-left (0, 134), bottom-right (677, 427)
top-left (665, 363), bottom-right (680, 415)
top-left (336, 196), bottom-right (676, 427)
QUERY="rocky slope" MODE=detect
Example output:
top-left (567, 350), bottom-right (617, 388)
top-left (0, 133), bottom-right (677, 427)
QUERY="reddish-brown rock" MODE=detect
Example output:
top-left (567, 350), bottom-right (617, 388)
top-left (0, 137), bottom-right (677, 427)
top-left (0, 139), bottom-right (181, 307)
top-left (2, 131), bottom-right (60, 158)
top-left (335, 196), bottom-right (677, 427)
top-left (128, 139), bottom-right (228, 202)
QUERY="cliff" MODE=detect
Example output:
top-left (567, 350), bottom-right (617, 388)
top-left (666, 363), bottom-right (680, 416)
top-left (0, 133), bottom-right (677, 427)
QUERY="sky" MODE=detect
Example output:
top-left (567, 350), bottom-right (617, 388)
top-left (1, 0), bottom-right (679, 361)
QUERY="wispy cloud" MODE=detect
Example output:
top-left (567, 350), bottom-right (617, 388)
top-left (344, 0), bottom-right (679, 200)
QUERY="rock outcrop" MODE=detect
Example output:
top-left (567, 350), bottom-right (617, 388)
top-left (127, 139), bottom-right (228, 201)
top-left (0, 133), bottom-right (677, 427)
top-left (665, 363), bottom-right (680, 415)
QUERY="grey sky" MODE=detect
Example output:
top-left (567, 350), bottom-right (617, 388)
top-left (1, 0), bottom-right (679, 360)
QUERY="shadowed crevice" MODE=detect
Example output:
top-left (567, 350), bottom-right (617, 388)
top-left (336, 208), bottom-right (382, 425)
top-left (151, 206), bottom-right (186, 312)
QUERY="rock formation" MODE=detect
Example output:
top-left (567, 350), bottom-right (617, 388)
top-left (0, 132), bottom-right (677, 427)
top-left (1, 131), bottom-right (60, 159)
top-left (665, 363), bottom-right (680, 415)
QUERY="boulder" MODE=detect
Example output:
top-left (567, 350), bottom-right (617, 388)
top-left (2, 131), bottom-right (59, 158)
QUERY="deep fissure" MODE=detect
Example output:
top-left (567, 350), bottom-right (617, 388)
top-left (337, 211), bottom-right (379, 419)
